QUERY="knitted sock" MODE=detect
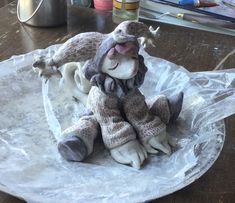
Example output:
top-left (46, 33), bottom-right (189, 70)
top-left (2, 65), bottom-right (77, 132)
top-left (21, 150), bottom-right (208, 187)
top-left (122, 89), bottom-right (166, 145)
top-left (58, 115), bottom-right (100, 161)
top-left (87, 86), bottom-right (136, 149)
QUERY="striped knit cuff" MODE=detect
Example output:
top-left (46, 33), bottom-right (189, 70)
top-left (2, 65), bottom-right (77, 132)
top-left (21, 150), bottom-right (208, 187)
top-left (139, 122), bottom-right (166, 145)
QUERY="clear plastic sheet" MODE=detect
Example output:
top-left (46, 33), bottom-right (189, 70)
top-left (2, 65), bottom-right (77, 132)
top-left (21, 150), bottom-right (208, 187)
top-left (0, 45), bottom-right (235, 203)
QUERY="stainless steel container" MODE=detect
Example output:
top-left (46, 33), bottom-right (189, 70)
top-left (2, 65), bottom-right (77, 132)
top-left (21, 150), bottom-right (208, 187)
top-left (17, 0), bottom-right (67, 27)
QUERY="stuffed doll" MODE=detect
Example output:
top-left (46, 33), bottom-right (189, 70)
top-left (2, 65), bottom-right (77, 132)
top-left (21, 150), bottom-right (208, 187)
top-left (33, 21), bottom-right (183, 169)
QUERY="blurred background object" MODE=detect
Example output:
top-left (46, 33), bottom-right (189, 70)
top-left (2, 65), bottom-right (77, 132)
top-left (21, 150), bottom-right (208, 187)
top-left (112, 0), bottom-right (140, 23)
top-left (179, 0), bottom-right (219, 8)
top-left (140, 0), bottom-right (235, 36)
top-left (94, 0), bottom-right (113, 10)
top-left (17, 0), bottom-right (67, 27)
top-left (70, 0), bottom-right (91, 7)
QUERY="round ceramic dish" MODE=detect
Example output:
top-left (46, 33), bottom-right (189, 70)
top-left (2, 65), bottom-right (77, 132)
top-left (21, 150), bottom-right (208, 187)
top-left (0, 45), bottom-right (235, 203)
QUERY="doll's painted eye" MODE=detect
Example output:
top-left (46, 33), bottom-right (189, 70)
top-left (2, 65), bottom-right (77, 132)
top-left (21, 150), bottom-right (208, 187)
top-left (108, 62), bottom-right (119, 70)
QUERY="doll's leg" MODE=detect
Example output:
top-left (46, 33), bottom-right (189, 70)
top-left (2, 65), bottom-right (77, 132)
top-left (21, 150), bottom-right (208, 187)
top-left (87, 87), bottom-right (136, 149)
top-left (168, 92), bottom-right (184, 122)
top-left (146, 92), bottom-right (184, 124)
top-left (122, 89), bottom-right (171, 155)
top-left (146, 95), bottom-right (171, 124)
top-left (58, 115), bottom-right (99, 162)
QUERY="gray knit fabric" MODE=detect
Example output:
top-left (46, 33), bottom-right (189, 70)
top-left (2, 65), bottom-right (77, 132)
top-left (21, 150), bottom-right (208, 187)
top-left (122, 89), bottom-right (166, 144)
top-left (52, 32), bottom-right (107, 67)
top-left (87, 86), bottom-right (136, 149)
top-left (61, 115), bottom-right (99, 155)
top-left (146, 95), bottom-right (171, 124)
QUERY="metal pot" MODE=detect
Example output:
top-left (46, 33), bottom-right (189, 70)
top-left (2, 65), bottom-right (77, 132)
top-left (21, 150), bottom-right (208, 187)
top-left (17, 0), bottom-right (67, 27)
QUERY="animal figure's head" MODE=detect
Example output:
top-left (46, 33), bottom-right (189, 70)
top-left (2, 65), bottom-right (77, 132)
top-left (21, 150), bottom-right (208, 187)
top-left (32, 55), bottom-right (61, 81)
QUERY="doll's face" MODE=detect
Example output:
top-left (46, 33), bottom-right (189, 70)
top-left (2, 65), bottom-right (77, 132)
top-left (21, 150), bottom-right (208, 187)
top-left (101, 53), bottom-right (139, 80)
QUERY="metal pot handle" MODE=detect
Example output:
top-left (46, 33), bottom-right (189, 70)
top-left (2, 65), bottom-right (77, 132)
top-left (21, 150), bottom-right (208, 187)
top-left (17, 0), bottom-right (44, 23)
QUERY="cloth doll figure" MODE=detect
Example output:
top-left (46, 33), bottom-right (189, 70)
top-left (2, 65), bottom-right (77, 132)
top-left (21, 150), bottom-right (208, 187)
top-left (58, 35), bottom-right (183, 169)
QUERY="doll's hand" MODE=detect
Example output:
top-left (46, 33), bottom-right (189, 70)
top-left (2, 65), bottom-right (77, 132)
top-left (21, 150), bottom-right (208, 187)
top-left (110, 140), bottom-right (147, 169)
top-left (143, 131), bottom-right (172, 155)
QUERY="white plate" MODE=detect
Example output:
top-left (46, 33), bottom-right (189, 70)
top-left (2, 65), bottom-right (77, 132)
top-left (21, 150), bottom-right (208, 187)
top-left (0, 45), bottom-right (234, 203)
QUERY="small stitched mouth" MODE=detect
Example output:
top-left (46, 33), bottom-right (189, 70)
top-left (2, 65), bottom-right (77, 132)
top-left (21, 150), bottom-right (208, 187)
top-left (108, 63), bottom-right (119, 70)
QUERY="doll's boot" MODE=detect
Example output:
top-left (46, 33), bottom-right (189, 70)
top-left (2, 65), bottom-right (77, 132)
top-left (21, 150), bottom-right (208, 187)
top-left (58, 115), bottom-right (99, 162)
top-left (58, 135), bottom-right (88, 162)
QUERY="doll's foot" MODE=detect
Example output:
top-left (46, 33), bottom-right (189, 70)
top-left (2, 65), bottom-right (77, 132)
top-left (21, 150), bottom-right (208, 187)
top-left (110, 140), bottom-right (147, 169)
top-left (143, 131), bottom-right (171, 155)
top-left (168, 92), bottom-right (184, 122)
top-left (58, 135), bottom-right (88, 162)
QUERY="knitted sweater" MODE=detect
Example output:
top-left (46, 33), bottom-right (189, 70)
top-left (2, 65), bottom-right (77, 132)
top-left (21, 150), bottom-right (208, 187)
top-left (87, 86), bottom-right (137, 149)
top-left (87, 86), bottom-right (166, 149)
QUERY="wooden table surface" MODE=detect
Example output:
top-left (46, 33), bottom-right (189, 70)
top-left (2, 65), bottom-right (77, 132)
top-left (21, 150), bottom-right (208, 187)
top-left (0, 1), bottom-right (235, 203)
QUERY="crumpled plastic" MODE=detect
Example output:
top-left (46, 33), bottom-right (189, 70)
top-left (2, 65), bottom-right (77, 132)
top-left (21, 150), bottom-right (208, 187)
top-left (0, 45), bottom-right (235, 203)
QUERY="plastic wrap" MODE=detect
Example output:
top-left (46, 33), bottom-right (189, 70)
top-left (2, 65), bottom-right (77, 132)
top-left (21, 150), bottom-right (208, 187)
top-left (0, 45), bottom-right (235, 203)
